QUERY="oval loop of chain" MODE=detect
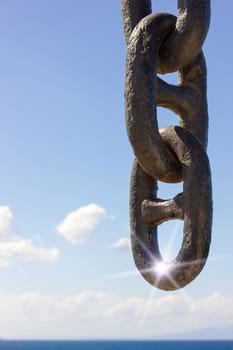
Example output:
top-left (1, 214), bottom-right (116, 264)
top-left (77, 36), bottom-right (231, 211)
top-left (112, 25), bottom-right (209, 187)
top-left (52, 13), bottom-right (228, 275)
top-left (157, 0), bottom-right (210, 73)
top-left (126, 12), bottom-right (209, 180)
top-left (130, 126), bottom-right (212, 291)
top-left (121, 0), bottom-right (210, 74)
top-left (126, 13), bottom-right (183, 183)
top-left (122, 2), bottom-right (212, 290)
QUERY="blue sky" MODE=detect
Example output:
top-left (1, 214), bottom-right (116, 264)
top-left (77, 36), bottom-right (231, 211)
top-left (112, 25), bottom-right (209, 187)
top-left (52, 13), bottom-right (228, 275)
top-left (0, 0), bottom-right (232, 340)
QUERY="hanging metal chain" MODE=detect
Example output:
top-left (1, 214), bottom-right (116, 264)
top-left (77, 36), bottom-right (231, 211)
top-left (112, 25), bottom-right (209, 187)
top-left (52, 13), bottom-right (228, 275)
top-left (121, 0), bottom-right (212, 291)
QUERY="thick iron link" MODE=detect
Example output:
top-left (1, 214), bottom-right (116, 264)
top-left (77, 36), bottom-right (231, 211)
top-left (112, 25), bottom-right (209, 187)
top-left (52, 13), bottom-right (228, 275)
top-left (121, 0), bottom-right (210, 73)
top-left (121, 1), bottom-right (212, 290)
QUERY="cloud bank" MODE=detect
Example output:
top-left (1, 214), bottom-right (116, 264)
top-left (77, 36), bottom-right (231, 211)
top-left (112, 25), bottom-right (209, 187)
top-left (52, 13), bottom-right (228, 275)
top-left (0, 206), bottom-right (59, 266)
top-left (0, 290), bottom-right (232, 339)
top-left (0, 239), bottom-right (59, 262)
top-left (56, 203), bottom-right (107, 244)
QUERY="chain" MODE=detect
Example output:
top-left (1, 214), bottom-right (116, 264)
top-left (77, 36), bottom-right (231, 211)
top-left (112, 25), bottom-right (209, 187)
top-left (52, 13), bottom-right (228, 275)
top-left (121, 0), bottom-right (212, 291)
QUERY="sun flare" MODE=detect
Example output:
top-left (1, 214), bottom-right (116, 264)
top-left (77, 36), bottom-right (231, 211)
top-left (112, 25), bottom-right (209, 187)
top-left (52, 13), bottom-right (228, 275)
top-left (154, 261), bottom-right (169, 276)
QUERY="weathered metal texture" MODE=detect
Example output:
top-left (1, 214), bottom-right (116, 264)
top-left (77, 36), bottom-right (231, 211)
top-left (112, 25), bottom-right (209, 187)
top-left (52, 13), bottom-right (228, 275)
top-left (121, 0), bottom-right (212, 290)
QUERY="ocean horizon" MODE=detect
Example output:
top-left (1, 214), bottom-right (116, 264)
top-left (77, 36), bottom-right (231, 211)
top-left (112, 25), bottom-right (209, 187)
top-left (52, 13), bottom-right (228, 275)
top-left (0, 340), bottom-right (232, 350)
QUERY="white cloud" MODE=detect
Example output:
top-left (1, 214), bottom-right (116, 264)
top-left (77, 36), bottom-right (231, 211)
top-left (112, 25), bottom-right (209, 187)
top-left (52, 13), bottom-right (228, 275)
top-left (0, 206), bottom-right (13, 237)
top-left (0, 258), bottom-right (10, 268)
top-left (111, 237), bottom-right (131, 251)
top-left (0, 205), bottom-right (59, 266)
top-left (0, 290), bottom-right (232, 339)
top-left (0, 239), bottom-right (59, 263)
top-left (56, 203), bottom-right (107, 244)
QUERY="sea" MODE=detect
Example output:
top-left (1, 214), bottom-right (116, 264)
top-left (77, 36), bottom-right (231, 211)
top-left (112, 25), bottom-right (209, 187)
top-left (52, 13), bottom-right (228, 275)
top-left (0, 341), bottom-right (232, 350)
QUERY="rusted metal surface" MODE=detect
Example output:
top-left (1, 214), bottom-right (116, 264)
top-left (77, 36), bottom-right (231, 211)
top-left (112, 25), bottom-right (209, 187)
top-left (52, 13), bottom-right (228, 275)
top-left (121, 0), bottom-right (212, 291)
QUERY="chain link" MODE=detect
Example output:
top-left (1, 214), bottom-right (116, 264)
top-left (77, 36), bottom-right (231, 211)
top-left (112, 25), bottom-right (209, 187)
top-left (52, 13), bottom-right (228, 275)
top-left (121, 0), bottom-right (212, 290)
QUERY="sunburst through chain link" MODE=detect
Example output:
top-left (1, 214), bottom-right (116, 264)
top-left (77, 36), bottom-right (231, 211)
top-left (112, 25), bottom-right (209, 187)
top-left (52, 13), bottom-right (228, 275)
top-left (121, 0), bottom-right (212, 291)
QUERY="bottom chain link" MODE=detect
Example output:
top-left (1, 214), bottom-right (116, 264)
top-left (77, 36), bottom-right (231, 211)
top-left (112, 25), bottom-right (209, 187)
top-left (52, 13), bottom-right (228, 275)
top-left (130, 126), bottom-right (212, 291)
